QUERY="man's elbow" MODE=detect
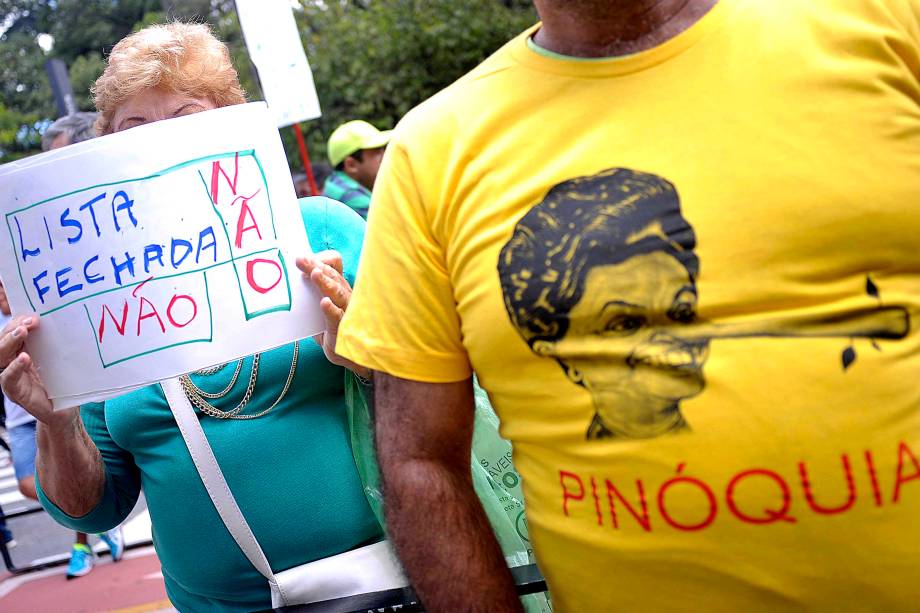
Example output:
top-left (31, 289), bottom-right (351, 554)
top-left (381, 455), bottom-right (472, 504)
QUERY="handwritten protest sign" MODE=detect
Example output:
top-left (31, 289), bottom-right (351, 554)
top-left (0, 102), bottom-right (324, 408)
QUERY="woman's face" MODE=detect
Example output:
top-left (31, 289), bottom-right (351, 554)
top-left (112, 87), bottom-right (217, 133)
top-left (539, 251), bottom-right (707, 435)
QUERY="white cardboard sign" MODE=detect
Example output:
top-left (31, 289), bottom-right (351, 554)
top-left (0, 102), bottom-right (324, 408)
top-left (236, 0), bottom-right (322, 127)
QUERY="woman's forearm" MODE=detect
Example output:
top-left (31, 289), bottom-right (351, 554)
top-left (35, 409), bottom-right (106, 517)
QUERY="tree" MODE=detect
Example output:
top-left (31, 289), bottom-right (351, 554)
top-left (38, 0), bottom-right (160, 64)
top-left (0, 102), bottom-right (43, 161)
top-left (0, 0), bottom-right (536, 164)
top-left (68, 52), bottom-right (106, 111)
top-left (293, 0), bottom-right (536, 158)
top-left (0, 30), bottom-right (54, 121)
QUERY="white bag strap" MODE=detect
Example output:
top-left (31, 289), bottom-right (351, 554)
top-left (160, 378), bottom-right (284, 597)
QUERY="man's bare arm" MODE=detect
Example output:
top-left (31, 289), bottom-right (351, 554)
top-left (374, 373), bottom-right (523, 612)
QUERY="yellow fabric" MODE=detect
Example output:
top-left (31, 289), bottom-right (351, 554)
top-left (338, 1), bottom-right (920, 610)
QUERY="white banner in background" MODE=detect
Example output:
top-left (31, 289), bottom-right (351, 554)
top-left (0, 102), bottom-right (324, 409)
top-left (236, 0), bottom-right (322, 127)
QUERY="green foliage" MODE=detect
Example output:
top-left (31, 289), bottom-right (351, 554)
top-left (159, 0), bottom-right (212, 22)
top-left (130, 10), bottom-right (169, 33)
top-left (211, 8), bottom-right (261, 101)
top-left (295, 0), bottom-right (536, 159)
top-left (68, 52), bottom-right (106, 111)
top-left (39, 0), bottom-right (160, 64)
top-left (0, 0), bottom-right (536, 165)
top-left (0, 30), bottom-right (55, 122)
top-left (0, 102), bottom-right (43, 161)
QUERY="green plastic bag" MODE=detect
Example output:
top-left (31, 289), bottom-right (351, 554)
top-left (345, 373), bottom-right (552, 612)
top-left (344, 375), bottom-right (386, 527)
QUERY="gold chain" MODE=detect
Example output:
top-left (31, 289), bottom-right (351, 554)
top-left (179, 344), bottom-right (298, 420)
top-left (180, 353), bottom-right (260, 418)
top-left (194, 362), bottom-right (230, 376)
top-left (187, 360), bottom-right (244, 399)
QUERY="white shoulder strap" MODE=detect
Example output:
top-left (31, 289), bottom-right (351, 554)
top-left (160, 378), bottom-right (283, 596)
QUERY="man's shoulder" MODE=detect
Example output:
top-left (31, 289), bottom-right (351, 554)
top-left (448, 27), bottom-right (528, 91)
top-left (318, 175), bottom-right (370, 209)
top-left (321, 171), bottom-right (350, 196)
top-left (760, 0), bottom-right (919, 41)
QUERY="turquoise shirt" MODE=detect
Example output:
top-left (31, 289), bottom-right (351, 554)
top-left (321, 171), bottom-right (372, 218)
top-left (37, 197), bottom-right (382, 612)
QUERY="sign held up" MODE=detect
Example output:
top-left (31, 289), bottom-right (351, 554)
top-left (235, 0), bottom-right (322, 127)
top-left (0, 103), bottom-right (324, 408)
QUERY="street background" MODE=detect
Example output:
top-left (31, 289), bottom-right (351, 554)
top-left (0, 443), bottom-right (173, 612)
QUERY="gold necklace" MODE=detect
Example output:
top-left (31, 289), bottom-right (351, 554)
top-left (180, 354), bottom-right (260, 418)
top-left (179, 344), bottom-right (298, 420)
top-left (188, 360), bottom-right (244, 399)
top-left (194, 362), bottom-right (230, 376)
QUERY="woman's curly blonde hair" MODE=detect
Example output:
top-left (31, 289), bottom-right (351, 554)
top-left (92, 22), bottom-right (246, 135)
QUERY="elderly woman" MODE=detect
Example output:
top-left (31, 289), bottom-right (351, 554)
top-left (0, 23), bottom-right (382, 611)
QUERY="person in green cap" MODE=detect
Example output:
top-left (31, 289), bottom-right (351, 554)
top-left (322, 120), bottom-right (391, 218)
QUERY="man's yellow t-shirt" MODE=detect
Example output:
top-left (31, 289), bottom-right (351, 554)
top-left (338, 1), bottom-right (920, 610)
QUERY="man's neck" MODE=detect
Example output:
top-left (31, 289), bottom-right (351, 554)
top-left (532, 0), bottom-right (719, 58)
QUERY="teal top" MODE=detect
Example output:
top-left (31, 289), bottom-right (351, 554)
top-left (37, 197), bottom-right (382, 612)
top-left (321, 171), bottom-right (372, 219)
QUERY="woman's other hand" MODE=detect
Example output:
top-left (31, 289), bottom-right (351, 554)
top-left (0, 314), bottom-right (38, 368)
top-left (297, 251), bottom-right (372, 380)
top-left (0, 315), bottom-right (71, 427)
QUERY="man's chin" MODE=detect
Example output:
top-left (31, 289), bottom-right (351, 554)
top-left (593, 407), bottom-right (688, 439)
top-left (626, 370), bottom-right (705, 399)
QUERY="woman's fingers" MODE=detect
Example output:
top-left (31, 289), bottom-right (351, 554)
top-left (320, 297), bottom-right (345, 335)
top-left (296, 251), bottom-right (344, 278)
top-left (1, 314), bottom-right (37, 337)
top-left (308, 264), bottom-right (352, 311)
top-left (296, 255), bottom-right (319, 277)
top-left (314, 250), bottom-right (344, 274)
top-left (294, 253), bottom-right (369, 378)
top-left (322, 266), bottom-right (351, 308)
top-left (0, 315), bottom-right (37, 368)
top-left (1, 353), bottom-right (29, 398)
top-left (1, 352), bottom-right (53, 420)
top-left (298, 251), bottom-right (352, 360)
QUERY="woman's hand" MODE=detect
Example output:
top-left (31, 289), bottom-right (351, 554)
top-left (0, 314), bottom-right (38, 368)
top-left (1, 315), bottom-right (99, 516)
top-left (0, 315), bottom-right (73, 428)
top-left (297, 251), bottom-right (371, 380)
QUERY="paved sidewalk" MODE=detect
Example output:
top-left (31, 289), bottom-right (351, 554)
top-left (0, 545), bottom-right (173, 612)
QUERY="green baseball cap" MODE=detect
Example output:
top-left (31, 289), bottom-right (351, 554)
top-left (327, 120), bottom-right (392, 167)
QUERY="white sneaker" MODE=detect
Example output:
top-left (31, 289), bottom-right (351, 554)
top-left (100, 527), bottom-right (125, 562)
